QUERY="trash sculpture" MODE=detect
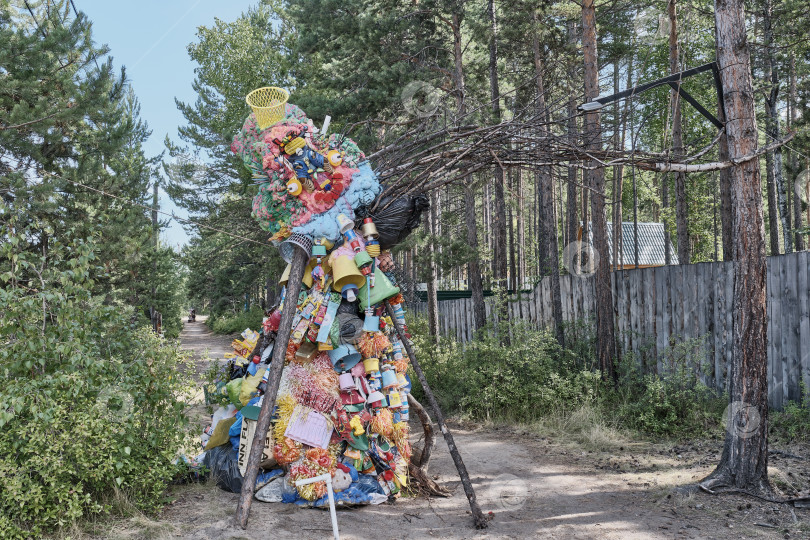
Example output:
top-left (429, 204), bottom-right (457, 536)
top-left (200, 87), bottom-right (487, 529)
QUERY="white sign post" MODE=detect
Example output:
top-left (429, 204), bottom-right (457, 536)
top-left (295, 473), bottom-right (340, 540)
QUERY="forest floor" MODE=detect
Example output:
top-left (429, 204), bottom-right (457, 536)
top-left (99, 318), bottom-right (810, 540)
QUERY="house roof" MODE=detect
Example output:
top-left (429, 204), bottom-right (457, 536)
top-left (588, 222), bottom-right (678, 266)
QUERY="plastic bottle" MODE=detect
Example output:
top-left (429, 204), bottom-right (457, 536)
top-left (211, 404), bottom-right (237, 430)
top-left (257, 364), bottom-right (272, 394)
top-left (247, 355), bottom-right (261, 376)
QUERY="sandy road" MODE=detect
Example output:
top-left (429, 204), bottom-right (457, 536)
top-left (139, 318), bottom-right (796, 540)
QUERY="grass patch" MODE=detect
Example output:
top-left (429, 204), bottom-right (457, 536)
top-left (208, 306), bottom-right (264, 335)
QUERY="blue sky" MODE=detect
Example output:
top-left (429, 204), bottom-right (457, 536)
top-left (78, 0), bottom-right (257, 248)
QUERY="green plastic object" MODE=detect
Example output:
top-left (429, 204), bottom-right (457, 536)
top-left (226, 378), bottom-right (244, 410)
top-left (358, 267), bottom-right (400, 310)
top-left (330, 316), bottom-right (340, 347)
top-left (240, 405), bottom-right (262, 421)
top-left (353, 251), bottom-right (372, 268)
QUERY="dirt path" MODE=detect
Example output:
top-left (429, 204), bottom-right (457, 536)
top-left (113, 319), bottom-right (808, 539)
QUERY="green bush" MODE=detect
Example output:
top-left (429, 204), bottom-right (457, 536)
top-left (209, 306), bottom-right (264, 335)
top-left (612, 336), bottom-right (726, 437)
top-left (772, 384), bottom-right (810, 440)
top-left (412, 317), bottom-right (602, 422)
top-left (0, 234), bottom-right (192, 537)
top-left (410, 315), bottom-right (724, 438)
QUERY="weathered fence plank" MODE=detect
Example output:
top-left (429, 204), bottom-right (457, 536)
top-left (798, 252), bottom-right (810, 395)
top-left (723, 260), bottom-right (734, 392)
top-left (414, 252), bottom-right (810, 408)
top-left (768, 257), bottom-right (783, 408)
top-left (781, 255), bottom-right (796, 403)
top-left (655, 265), bottom-right (666, 374)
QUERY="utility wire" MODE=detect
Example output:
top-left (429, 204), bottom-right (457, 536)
top-left (68, 0), bottom-right (101, 70)
top-left (23, 0), bottom-right (47, 39)
top-left (758, 123), bottom-right (810, 164)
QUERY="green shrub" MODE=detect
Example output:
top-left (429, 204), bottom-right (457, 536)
top-left (772, 384), bottom-right (810, 440)
top-left (410, 315), bottom-right (724, 439)
top-left (611, 336), bottom-right (726, 437)
top-left (412, 317), bottom-right (602, 422)
top-left (209, 306), bottom-right (264, 335)
top-left (0, 233), bottom-right (193, 537)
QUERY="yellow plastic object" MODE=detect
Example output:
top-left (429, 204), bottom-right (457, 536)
top-left (363, 357), bottom-right (379, 373)
top-left (366, 243), bottom-right (380, 258)
top-left (303, 259), bottom-right (316, 288)
top-left (350, 416), bottom-right (365, 436)
top-left (283, 137), bottom-right (306, 155)
top-left (326, 149), bottom-right (343, 167)
top-left (287, 178), bottom-right (303, 196)
top-left (332, 255), bottom-right (366, 293)
top-left (239, 370), bottom-right (264, 406)
top-left (279, 263), bottom-right (291, 287)
top-left (203, 417), bottom-right (237, 450)
top-left (279, 260), bottom-right (315, 288)
top-left (246, 87), bottom-right (290, 129)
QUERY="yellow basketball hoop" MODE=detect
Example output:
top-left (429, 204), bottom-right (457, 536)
top-left (246, 87), bottom-right (290, 129)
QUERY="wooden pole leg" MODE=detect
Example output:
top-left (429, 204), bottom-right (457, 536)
top-left (235, 247), bottom-right (309, 529)
top-left (385, 301), bottom-right (489, 529)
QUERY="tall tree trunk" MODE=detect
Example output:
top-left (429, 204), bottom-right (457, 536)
top-left (449, 9), bottom-right (486, 331)
top-left (619, 55), bottom-right (638, 268)
top-left (465, 184), bottom-right (486, 331)
top-left (789, 52), bottom-right (804, 251)
top-left (713, 173), bottom-right (720, 260)
top-left (566, 21), bottom-right (580, 256)
top-left (702, 0), bottom-right (770, 494)
top-left (488, 0), bottom-right (509, 334)
top-left (426, 191), bottom-right (440, 344)
top-left (517, 169), bottom-right (526, 288)
top-left (612, 62), bottom-right (621, 272)
top-left (582, 0), bottom-right (616, 380)
top-left (718, 101), bottom-right (734, 261)
top-left (663, 179), bottom-right (671, 264)
top-left (764, 137), bottom-right (781, 255)
top-left (669, 0), bottom-right (690, 264)
top-left (484, 180), bottom-right (492, 287)
top-left (762, 0), bottom-right (791, 254)
top-left (508, 168), bottom-right (516, 291)
top-left (532, 10), bottom-right (565, 345)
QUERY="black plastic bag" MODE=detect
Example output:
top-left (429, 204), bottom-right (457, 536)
top-left (337, 299), bottom-right (360, 316)
top-left (228, 360), bottom-right (247, 381)
top-left (355, 193), bottom-right (429, 249)
top-left (203, 445), bottom-right (243, 493)
top-left (355, 473), bottom-right (386, 496)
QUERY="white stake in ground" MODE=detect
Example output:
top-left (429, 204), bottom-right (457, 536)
top-left (295, 473), bottom-right (340, 540)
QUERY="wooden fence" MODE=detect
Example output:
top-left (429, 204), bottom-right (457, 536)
top-left (410, 251), bottom-right (810, 408)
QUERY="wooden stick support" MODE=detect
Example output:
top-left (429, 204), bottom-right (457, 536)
top-left (236, 246), bottom-right (309, 529)
top-left (295, 474), bottom-right (340, 540)
top-left (385, 301), bottom-right (489, 529)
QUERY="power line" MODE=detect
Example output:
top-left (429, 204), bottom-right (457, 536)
top-left (39, 173), bottom-right (272, 248)
top-left (68, 0), bottom-right (101, 71)
top-left (758, 124), bottom-right (810, 164)
top-left (23, 0), bottom-right (47, 39)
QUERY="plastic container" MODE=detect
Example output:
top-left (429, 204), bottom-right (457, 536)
top-left (211, 404), bottom-right (237, 431)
